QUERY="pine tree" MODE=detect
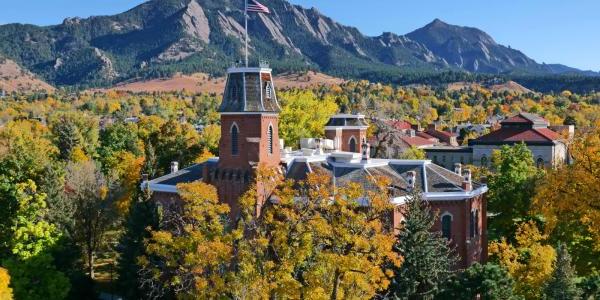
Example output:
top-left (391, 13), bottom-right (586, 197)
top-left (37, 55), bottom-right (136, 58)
top-left (544, 243), bottom-right (582, 300)
top-left (438, 263), bottom-right (518, 299)
top-left (388, 189), bottom-right (457, 299)
top-left (116, 186), bottom-right (158, 300)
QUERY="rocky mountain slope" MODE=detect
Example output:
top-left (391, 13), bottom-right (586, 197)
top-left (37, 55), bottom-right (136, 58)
top-left (0, 0), bottom-right (595, 87)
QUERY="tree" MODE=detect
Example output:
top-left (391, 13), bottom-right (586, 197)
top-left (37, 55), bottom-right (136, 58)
top-left (117, 187), bottom-right (159, 300)
top-left (0, 267), bottom-right (12, 300)
top-left (153, 120), bottom-right (202, 175)
top-left (0, 180), bottom-right (70, 300)
top-left (63, 161), bottom-right (117, 279)
top-left (398, 146), bottom-right (426, 160)
top-left (579, 272), bottom-right (600, 300)
top-left (438, 263), bottom-right (518, 299)
top-left (543, 243), bottom-right (582, 299)
top-left (387, 190), bottom-right (457, 299)
top-left (489, 221), bottom-right (556, 299)
top-left (199, 123), bottom-right (221, 155)
top-left (278, 90), bottom-right (338, 148)
top-left (48, 111), bottom-right (99, 160)
top-left (533, 127), bottom-right (600, 273)
top-left (138, 181), bottom-right (232, 299)
top-left (487, 143), bottom-right (540, 238)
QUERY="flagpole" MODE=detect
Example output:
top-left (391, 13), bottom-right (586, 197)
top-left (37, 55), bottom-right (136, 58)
top-left (244, 0), bottom-right (249, 67)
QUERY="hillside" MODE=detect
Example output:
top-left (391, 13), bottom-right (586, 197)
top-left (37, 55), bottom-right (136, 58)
top-left (0, 56), bottom-right (55, 92)
top-left (100, 71), bottom-right (344, 93)
top-left (0, 0), bottom-right (597, 89)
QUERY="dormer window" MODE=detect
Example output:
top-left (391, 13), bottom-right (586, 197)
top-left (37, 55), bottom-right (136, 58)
top-left (265, 81), bottom-right (273, 99)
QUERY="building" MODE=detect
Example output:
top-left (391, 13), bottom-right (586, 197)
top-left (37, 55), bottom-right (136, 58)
top-left (145, 66), bottom-right (489, 268)
top-left (424, 146), bottom-right (474, 170)
top-left (469, 113), bottom-right (569, 168)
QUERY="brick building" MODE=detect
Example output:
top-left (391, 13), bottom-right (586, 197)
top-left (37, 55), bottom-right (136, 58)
top-left (145, 66), bottom-right (489, 268)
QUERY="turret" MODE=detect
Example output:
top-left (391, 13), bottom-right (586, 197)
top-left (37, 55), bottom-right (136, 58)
top-left (324, 114), bottom-right (369, 153)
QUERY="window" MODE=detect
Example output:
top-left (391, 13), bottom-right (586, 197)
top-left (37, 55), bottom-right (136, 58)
top-left (442, 214), bottom-right (452, 239)
top-left (349, 137), bottom-right (357, 153)
top-left (267, 125), bottom-right (274, 154)
top-left (265, 81), bottom-right (273, 99)
top-left (475, 210), bottom-right (479, 236)
top-left (480, 155), bottom-right (488, 167)
top-left (536, 157), bottom-right (545, 168)
top-left (469, 211), bottom-right (475, 238)
top-left (231, 124), bottom-right (239, 155)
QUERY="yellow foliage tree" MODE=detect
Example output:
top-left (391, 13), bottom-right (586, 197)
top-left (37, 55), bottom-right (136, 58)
top-left (0, 267), bottom-right (13, 300)
top-left (489, 221), bottom-right (556, 299)
top-left (533, 127), bottom-right (600, 249)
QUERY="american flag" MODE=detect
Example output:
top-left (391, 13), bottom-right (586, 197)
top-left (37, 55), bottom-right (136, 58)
top-left (247, 0), bottom-right (270, 13)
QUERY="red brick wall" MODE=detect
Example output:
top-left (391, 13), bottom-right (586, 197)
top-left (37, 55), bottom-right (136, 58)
top-left (325, 128), bottom-right (367, 153)
top-left (392, 195), bottom-right (487, 269)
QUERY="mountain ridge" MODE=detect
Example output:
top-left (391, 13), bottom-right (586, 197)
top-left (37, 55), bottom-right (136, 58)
top-left (0, 0), bottom-right (597, 88)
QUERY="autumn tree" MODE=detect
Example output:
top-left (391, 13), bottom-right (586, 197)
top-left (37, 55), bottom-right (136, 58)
top-left (487, 143), bottom-right (541, 238)
top-left (533, 126), bottom-right (600, 273)
top-left (489, 221), bottom-right (556, 299)
top-left (387, 190), bottom-right (457, 299)
top-left (0, 267), bottom-right (12, 300)
top-left (138, 181), bottom-right (232, 299)
top-left (63, 161), bottom-right (118, 279)
top-left (543, 243), bottom-right (582, 300)
top-left (278, 90), bottom-right (338, 148)
top-left (48, 111), bottom-right (99, 160)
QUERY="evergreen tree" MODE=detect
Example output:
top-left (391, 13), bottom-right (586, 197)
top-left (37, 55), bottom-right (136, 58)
top-left (116, 187), bottom-right (159, 300)
top-left (438, 263), bottom-right (518, 300)
top-left (387, 189), bottom-right (457, 299)
top-left (579, 272), bottom-right (600, 300)
top-left (544, 243), bottom-right (582, 300)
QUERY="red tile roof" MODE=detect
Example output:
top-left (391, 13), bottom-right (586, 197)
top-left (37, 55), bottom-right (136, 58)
top-left (416, 131), bottom-right (436, 140)
top-left (386, 120), bottom-right (413, 130)
top-left (400, 135), bottom-right (436, 147)
top-left (471, 127), bottom-right (561, 144)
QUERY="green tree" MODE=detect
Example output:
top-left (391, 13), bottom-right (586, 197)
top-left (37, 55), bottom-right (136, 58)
top-left (63, 161), bottom-right (117, 279)
top-left (438, 263), bottom-right (519, 299)
top-left (49, 111), bottom-right (99, 160)
top-left (116, 187), bottom-right (159, 300)
top-left (0, 180), bottom-right (70, 300)
top-left (579, 272), bottom-right (600, 300)
top-left (543, 243), bottom-right (582, 300)
top-left (487, 143), bottom-right (540, 238)
top-left (388, 190), bottom-right (457, 299)
top-left (98, 122), bottom-right (142, 168)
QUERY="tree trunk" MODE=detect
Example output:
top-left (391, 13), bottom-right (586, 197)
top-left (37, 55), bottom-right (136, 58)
top-left (88, 247), bottom-right (95, 279)
top-left (330, 269), bottom-right (341, 300)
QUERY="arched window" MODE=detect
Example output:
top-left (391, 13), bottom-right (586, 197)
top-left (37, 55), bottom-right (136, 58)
top-left (536, 157), bottom-right (545, 168)
top-left (442, 214), bottom-right (452, 240)
top-left (480, 155), bottom-right (488, 167)
top-left (231, 124), bottom-right (239, 155)
top-left (267, 125), bottom-right (274, 154)
top-left (469, 211), bottom-right (476, 238)
top-left (349, 137), bottom-right (357, 153)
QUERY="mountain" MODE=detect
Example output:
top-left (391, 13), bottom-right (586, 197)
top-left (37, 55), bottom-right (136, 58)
top-left (0, 0), bottom-right (596, 88)
top-left (0, 55), bottom-right (55, 92)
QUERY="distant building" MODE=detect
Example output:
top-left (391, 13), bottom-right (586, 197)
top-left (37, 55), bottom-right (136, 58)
top-left (144, 66), bottom-right (489, 268)
top-left (469, 113), bottom-right (569, 168)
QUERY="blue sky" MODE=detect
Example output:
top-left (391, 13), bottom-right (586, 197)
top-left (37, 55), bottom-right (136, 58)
top-left (1, 0), bottom-right (598, 71)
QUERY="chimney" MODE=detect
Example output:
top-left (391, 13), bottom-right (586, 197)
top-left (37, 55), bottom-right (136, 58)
top-left (361, 141), bottom-right (371, 163)
top-left (315, 138), bottom-right (324, 155)
top-left (171, 161), bottom-right (179, 174)
top-left (462, 169), bottom-right (472, 191)
top-left (141, 173), bottom-right (149, 190)
top-left (407, 171), bottom-right (416, 190)
top-left (454, 163), bottom-right (462, 175)
top-left (409, 129), bottom-right (416, 137)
